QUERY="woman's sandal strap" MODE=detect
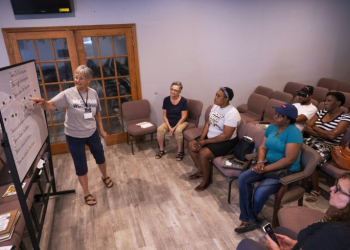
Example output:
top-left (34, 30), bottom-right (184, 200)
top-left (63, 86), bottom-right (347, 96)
top-left (305, 190), bottom-right (320, 202)
top-left (102, 177), bottom-right (113, 188)
top-left (176, 152), bottom-right (184, 161)
top-left (155, 150), bottom-right (165, 159)
top-left (84, 194), bottom-right (97, 206)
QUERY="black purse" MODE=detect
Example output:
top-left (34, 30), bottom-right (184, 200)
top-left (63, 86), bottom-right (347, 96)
top-left (232, 136), bottom-right (255, 161)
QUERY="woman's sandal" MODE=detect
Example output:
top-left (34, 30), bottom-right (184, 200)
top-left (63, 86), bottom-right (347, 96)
top-left (176, 152), bottom-right (184, 161)
top-left (102, 177), bottom-right (113, 188)
top-left (305, 190), bottom-right (320, 202)
top-left (234, 222), bottom-right (258, 233)
top-left (155, 150), bottom-right (165, 159)
top-left (84, 194), bottom-right (97, 206)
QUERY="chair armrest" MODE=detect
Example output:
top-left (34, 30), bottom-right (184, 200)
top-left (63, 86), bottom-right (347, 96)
top-left (279, 172), bottom-right (305, 185)
top-left (245, 153), bottom-right (257, 160)
top-left (242, 159), bottom-right (253, 172)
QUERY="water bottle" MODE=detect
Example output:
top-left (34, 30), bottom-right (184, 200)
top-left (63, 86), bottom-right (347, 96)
top-left (252, 147), bottom-right (257, 164)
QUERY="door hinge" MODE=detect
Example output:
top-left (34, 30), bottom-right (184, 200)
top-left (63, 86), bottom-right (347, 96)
top-left (10, 47), bottom-right (13, 55)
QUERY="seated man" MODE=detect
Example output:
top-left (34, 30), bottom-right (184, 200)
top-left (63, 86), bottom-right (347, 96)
top-left (293, 85), bottom-right (317, 132)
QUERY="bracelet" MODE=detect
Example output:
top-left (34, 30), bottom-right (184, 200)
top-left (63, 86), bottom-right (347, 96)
top-left (257, 161), bottom-right (265, 164)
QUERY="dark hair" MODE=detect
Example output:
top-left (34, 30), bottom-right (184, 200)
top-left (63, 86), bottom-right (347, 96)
top-left (220, 87), bottom-right (234, 101)
top-left (281, 115), bottom-right (296, 124)
top-left (325, 172), bottom-right (350, 226)
top-left (327, 91), bottom-right (346, 106)
top-left (287, 117), bottom-right (296, 124)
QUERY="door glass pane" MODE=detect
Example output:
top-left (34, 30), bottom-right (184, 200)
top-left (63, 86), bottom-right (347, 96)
top-left (55, 125), bottom-right (65, 142)
top-left (51, 109), bottom-right (65, 124)
top-left (41, 63), bottom-right (58, 83)
top-left (39, 85), bottom-right (46, 98)
top-left (62, 83), bottom-right (75, 91)
top-left (53, 38), bottom-right (70, 59)
top-left (45, 110), bottom-right (51, 125)
top-left (121, 97), bottom-right (132, 107)
top-left (98, 36), bottom-right (113, 57)
top-left (101, 58), bottom-right (115, 77)
top-left (83, 37), bottom-right (98, 58)
top-left (105, 79), bottom-right (118, 97)
top-left (102, 119), bottom-right (109, 134)
top-left (48, 127), bottom-right (55, 143)
top-left (100, 100), bottom-right (107, 117)
top-left (113, 36), bottom-right (127, 56)
top-left (45, 84), bottom-right (60, 100)
top-left (18, 40), bottom-right (37, 61)
top-left (107, 98), bottom-right (119, 116)
top-left (57, 61), bottom-right (73, 82)
top-left (35, 63), bottom-right (42, 84)
top-left (110, 117), bottom-right (122, 134)
top-left (116, 57), bottom-right (129, 76)
top-left (35, 39), bottom-right (53, 61)
top-left (90, 80), bottom-right (104, 98)
top-left (86, 59), bottom-right (101, 78)
top-left (118, 77), bottom-right (131, 96)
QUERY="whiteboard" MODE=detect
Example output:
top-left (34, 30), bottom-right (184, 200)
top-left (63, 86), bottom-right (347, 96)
top-left (0, 61), bottom-right (48, 182)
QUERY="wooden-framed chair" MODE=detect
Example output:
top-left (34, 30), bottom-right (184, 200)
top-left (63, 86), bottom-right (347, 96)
top-left (122, 99), bottom-right (157, 155)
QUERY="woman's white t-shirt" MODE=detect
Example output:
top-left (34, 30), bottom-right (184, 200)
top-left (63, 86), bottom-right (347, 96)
top-left (207, 104), bottom-right (241, 139)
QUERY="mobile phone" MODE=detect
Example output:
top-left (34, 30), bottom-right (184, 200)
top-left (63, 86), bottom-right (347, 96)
top-left (262, 223), bottom-right (279, 246)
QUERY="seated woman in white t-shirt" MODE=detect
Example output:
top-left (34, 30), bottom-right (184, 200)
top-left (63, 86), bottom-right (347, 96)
top-left (187, 87), bottom-right (241, 191)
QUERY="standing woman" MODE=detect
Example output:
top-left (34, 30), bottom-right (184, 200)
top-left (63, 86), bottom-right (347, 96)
top-left (187, 87), bottom-right (241, 191)
top-left (30, 65), bottom-right (112, 206)
top-left (156, 81), bottom-right (188, 161)
top-left (304, 92), bottom-right (350, 202)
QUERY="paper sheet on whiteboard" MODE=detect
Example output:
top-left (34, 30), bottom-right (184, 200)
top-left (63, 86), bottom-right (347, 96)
top-left (0, 61), bottom-right (48, 182)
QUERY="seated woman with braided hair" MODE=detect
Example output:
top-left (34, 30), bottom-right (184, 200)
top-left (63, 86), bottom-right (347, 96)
top-left (236, 172), bottom-right (350, 250)
top-left (187, 87), bottom-right (240, 191)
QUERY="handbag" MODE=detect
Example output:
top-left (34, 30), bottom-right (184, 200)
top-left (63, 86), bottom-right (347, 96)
top-left (221, 155), bottom-right (253, 171)
top-left (232, 136), bottom-right (255, 161)
top-left (330, 144), bottom-right (350, 170)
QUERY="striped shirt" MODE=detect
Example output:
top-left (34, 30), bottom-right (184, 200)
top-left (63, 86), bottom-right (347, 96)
top-left (315, 110), bottom-right (350, 145)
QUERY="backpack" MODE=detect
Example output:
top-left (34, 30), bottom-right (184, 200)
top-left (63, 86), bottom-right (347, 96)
top-left (232, 136), bottom-right (255, 161)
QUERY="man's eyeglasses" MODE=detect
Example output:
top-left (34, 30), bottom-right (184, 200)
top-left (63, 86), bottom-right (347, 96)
top-left (297, 93), bottom-right (309, 98)
top-left (334, 179), bottom-right (350, 197)
top-left (170, 88), bottom-right (180, 93)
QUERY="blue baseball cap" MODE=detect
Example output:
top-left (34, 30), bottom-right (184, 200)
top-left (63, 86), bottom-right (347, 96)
top-left (274, 103), bottom-right (298, 119)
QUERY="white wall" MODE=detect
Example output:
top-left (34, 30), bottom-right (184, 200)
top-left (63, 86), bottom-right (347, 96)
top-left (1, 0), bottom-right (350, 126)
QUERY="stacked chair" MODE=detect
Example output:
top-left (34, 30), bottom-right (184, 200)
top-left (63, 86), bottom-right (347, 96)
top-left (237, 86), bottom-right (273, 113)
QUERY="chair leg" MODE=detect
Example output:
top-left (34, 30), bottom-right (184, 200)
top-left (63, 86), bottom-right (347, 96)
top-left (272, 185), bottom-right (288, 228)
top-left (130, 135), bottom-right (134, 155)
top-left (298, 196), bottom-right (304, 206)
top-left (228, 178), bottom-right (237, 204)
top-left (127, 132), bottom-right (130, 145)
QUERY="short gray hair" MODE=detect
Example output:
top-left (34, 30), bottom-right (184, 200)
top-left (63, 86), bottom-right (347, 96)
top-left (171, 81), bottom-right (183, 91)
top-left (74, 65), bottom-right (93, 79)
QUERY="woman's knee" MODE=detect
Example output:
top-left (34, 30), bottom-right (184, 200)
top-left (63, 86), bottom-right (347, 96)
top-left (198, 148), bottom-right (213, 161)
top-left (174, 130), bottom-right (184, 139)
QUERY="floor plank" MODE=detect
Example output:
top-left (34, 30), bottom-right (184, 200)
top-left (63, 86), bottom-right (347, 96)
top-left (36, 138), bottom-right (330, 250)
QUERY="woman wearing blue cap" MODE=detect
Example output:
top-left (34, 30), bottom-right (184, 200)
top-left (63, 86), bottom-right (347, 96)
top-left (235, 103), bottom-right (303, 233)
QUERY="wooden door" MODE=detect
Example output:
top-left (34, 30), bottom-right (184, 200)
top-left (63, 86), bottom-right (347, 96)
top-left (75, 28), bottom-right (137, 145)
top-left (2, 25), bottom-right (142, 154)
top-left (7, 31), bottom-right (79, 154)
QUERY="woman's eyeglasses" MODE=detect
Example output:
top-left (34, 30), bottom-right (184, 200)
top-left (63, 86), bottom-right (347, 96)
top-left (297, 93), bottom-right (309, 98)
top-left (334, 179), bottom-right (350, 197)
top-left (170, 88), bottom-right (180, 93)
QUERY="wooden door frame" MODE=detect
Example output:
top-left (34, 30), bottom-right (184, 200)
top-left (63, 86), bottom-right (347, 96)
top-left (2, 24), bottom-right (142, 154)
top-left (2, 24), bottom-right (142, 101)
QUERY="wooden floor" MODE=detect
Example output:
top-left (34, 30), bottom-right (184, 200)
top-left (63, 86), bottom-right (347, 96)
top-left (38, 138), bottom-right (329, 250)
